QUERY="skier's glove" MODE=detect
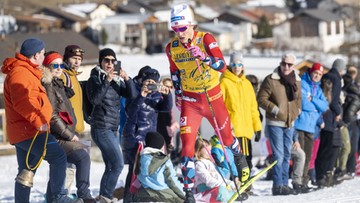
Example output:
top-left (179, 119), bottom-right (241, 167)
top-left (254, 131), bottom-right (261, 142)
top-left (187, 46), bottom-right (206, 61)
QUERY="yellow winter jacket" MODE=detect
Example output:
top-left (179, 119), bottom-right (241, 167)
top-left (220, 69), bottom-right (262, 140)
top-left (61, 69), bottom-right (85, 133)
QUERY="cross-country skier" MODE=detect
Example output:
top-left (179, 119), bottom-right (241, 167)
top-left (165, 4), bottom-right (248, 202)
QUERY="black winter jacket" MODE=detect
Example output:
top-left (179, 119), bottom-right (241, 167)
top-left (322, 68), bottom-right (343, 116)
top-left (87, 66), bottom-right (137, 131)
top-left (342, 74), bottom-right (360, 124)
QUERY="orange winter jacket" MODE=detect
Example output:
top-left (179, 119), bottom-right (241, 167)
top-left (1, 53), bottom-right (52, 144)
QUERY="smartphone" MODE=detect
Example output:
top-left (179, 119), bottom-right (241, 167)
top-left (147, 83), bottom-right (161, 92)
top-left (114, 60), bottom-right (121, 72)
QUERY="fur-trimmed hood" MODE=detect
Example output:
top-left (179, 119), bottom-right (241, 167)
top-left (41, 67), bottom-right (53, 85)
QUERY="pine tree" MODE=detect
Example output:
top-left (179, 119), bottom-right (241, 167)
top-left (256, 15), bottom-right (272, 39)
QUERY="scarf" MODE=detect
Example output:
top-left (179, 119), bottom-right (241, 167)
top-left (278, 67), bottom-right (297, 101)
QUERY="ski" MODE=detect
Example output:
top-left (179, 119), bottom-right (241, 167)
top-left (228, 160), bottom-right (278, 203)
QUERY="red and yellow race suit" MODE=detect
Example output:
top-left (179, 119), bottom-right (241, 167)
top-left (166, 31), bottom-right (240, 189)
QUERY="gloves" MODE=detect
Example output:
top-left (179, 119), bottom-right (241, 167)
top-left (187, 46), bottom-right (206, 61)
top-left (254, 131), bottom-right (261, 142)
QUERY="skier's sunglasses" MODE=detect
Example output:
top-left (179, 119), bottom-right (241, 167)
top-left (49, 63), bottom-right (65, 69)
top-left (171, 25), bottom-right (189, 33)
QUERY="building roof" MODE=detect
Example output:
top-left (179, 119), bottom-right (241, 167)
top-left (219, 7), bottom-right (259, 24)
top-left (39, 7), bottom-right (88, 22)
top-left (300, 9), bottom-right (343, 22)
top-left (0, 31), bottom-right (99, 64)
top-left (198, 21), bottom-right (235, 35)
top-left (101, 14), bottom-right (151, 25)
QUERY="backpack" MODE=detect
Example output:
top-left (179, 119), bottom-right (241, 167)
top-left (79, 80), bottom-right (93, 124)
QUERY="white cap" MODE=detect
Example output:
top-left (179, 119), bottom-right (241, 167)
top-left (170, 4), bottom-right (195, 27)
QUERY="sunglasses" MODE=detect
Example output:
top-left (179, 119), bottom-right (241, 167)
top-left (171, 25), bottom-right (189, 33)
top-left (281, 62), bottom-right (293, 67)
top-left (230, 63), bottom-right (243, 67)
top-left (70, 48), bottom-right (85, 54)
top-left (49, 63), bottom-right (65, 69)
top-left (103, 58), bottom-right (117, 64)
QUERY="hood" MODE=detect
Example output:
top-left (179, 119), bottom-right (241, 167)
top-left (2, 53), bottom-right (40, 77)
top-left (41, 68), bottom-right (53, 85)
top-left (221, 68), bottom-right (246, 83)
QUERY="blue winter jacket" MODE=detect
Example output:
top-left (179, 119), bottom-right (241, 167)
top-left (122, 84), bottom-right (172, 152)
top-left (136, 147), bottom-right (185, 199)
top-left (295, 72), bottom-right (328, 133)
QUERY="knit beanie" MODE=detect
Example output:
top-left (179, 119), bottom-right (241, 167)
top-left (20, 38), bottom-right (45, 57)
top-left (134, 65), bottom-right (152, 81)
top-left (170, 4), bottom-right (195, 27)
top-left (332, 59), bottom-right (346, 73)
top-left (63, 45), bottom-right (84, 61)
top-left (145, 132), bottom-right (165, 149)
top-left (99, 48), bottom-right (117, 64)
top-left (230, 52), bottom-right (243, 64)
top-left (310, 62), bottom-right (324, 74)
top-left (142, 68), bottom-right (160, 83)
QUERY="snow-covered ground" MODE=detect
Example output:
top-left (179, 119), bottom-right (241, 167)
top-left (1, 154), bottom-right (360, 203)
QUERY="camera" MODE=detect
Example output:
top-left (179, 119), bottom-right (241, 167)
top-left (147, 83), bottom-right (161, 92)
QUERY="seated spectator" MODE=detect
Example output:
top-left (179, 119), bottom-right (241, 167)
top-left (194, 138), bottom-right (235, 202)
top-left (209, 135), bottom-right (238, 180)
top-left (134, 132), bottom-right (185, 202)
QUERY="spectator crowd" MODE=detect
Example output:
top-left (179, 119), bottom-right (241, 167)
top-left (1, 3), bottom-right (360, 203)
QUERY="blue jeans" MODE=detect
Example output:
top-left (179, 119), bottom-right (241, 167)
top-left (15, 133), bottom-right (67, 203)
top-left (67, 149), bottom-right (91, 199)
top-left (266, 125), bottom-right (294, 187)
top-left (91, 128), bottom-right (124, 199)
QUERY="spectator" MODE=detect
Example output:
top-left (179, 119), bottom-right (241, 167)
top-left (257, 53), bottom-right (301, 196)
top-left (122, 68), bottom-right (172, 202)
top-left (294, 63), bottom-right (328, 190)
top-left (209, 135), bottom-right (238, 180)
top-left (339, 66), bottom-right (360, 180)
top-left (61, 45), bottom-right (85, 134)
top-left (41, 51), bottom-right (95, 203)
top-left (119, 66), bottom-right (151, 145)
top-left (157, 77), bottom-right (179, 153)
top-left (1, 38), bottom-right (81, 203)
top-left (315, 59), bottom-right (347, 188)
top-left (290, 130), bottom-right (306, 194)
top-left (194, 138), bottom-right (235, 202)
top-left (166, 4), bottom-right (246, 202)
top-left (220, 52), bottom-right (262, 179)
top-left (86, 48), bottom-right (137, 202)
top-left (134, 132), bottom-right (185, 202)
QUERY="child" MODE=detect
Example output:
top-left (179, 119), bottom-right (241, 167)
top-left (133, 132), bottom-right (185, 202)
top-left (194, 138), bottom-right (235, 202)
top-left (210, 135), bottom-right (238, 180)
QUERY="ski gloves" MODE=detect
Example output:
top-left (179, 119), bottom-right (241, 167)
top-left (187, 46), bottom-right (206, 61)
